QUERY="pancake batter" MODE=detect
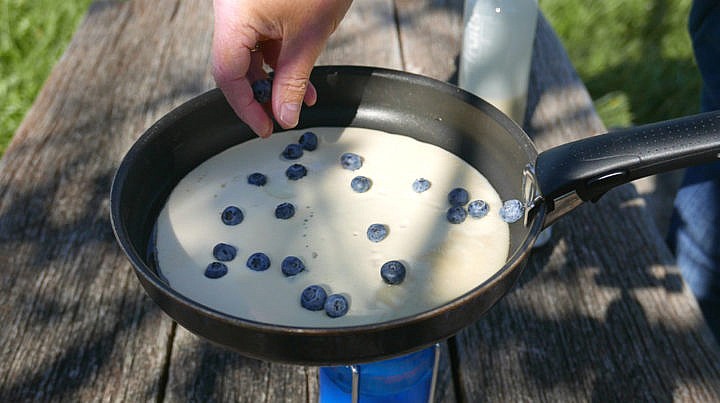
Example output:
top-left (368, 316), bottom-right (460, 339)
top-left (154, 127), bottom-right (510, 327)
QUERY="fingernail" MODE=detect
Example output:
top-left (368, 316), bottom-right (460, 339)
top-left (280, 102), bottom-right (300, 127)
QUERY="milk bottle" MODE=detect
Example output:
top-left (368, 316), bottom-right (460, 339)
top-left (459, 0), bottom-right (538, 124)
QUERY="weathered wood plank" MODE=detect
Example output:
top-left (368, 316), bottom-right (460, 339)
top-left (0, 0), bottom-right (202, 400)
top-left (165, 332), bottom-right (318, 402)
top-left (0, 0), bottom-right (218, 401)
top-left (317, 0), bottom-right (403, 69)
top-left (452, 15), bottom-right (720, 401)
top-left (395, 0), bottom-right (464, 82)
top-left (4, 0), bottom-right (720, 401)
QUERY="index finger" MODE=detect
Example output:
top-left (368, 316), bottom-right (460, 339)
top-left (212, 5), bottom-right (273, 137)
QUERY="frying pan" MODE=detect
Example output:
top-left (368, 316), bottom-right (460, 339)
top-left (110, 66), bottom-right (720, 365)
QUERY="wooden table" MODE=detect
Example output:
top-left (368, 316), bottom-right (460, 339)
top-left (2, 0), bottom-right (720, 401)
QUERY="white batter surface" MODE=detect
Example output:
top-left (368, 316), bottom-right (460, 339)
top-left (155, 127), bottom-right (510, 327)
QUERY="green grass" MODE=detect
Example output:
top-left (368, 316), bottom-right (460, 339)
top-left (541, 0), bottom-right (702, 127)
top-left (0, 0), bottom-right (93, 155)
top-left (0, 0), bottom-right (704, 158)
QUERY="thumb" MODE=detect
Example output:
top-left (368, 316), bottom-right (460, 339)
top-left (270, 37), bottom-right (326, 129)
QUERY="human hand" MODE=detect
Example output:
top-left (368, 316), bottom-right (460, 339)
top-left (212, 0), bottom-right (352, 137)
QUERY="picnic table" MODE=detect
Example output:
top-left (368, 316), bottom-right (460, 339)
top-left (2, 0), bottom-right (720, 401)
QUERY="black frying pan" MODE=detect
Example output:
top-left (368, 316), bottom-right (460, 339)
top-left (110, 66), bottom-right (720, 365)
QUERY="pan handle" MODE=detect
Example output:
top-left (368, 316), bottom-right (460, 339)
top-left (535, 110), bottom-right (720, 220)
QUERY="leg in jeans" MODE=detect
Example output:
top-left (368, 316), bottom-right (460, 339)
top-left (668, 0), bottom-right (720, 341)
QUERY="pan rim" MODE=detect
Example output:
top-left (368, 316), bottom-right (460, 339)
top-left (110, 65), bottom-right (546, 363)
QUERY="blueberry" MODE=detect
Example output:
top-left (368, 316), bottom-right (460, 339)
top-left (448, 188), bottom-right (470, 206)
top-left (247, 172), bottom-right (267, 186)
top-left (213, 243), bottom-right (237, 261)
top-left (468, 200), bottom-right (489, 218)
top-left (275, 202), bottom-right (295, 219)
top-left (324, 294), bottom-right (349, 318)
top-left (340, 152), bottom-right (362, 171)
top-left (301, 285), bottom-right (327, 311)
top-left (286, 163), bottom-right (307, 180)
top-left (246, 252), bottom-right (271, 271)
top-left (281, 256), bottom-right (305, 276)
top-left (351, 176), bottom-right (372, 193)
top-left (367, 223), bottom-right (388, 242)
top-left (204, 262), bottom-right (228, 279)
top-left (282, 143), bottom-right (304, 160)
top-left (412, 178), bottom-right (431, 193)
top-left (446, 206), bottom-right (467, 224)
top-left (380, 260), bottom-right (406, 285)
top-left (499, 199), bottom-right (525, 223)
top-left (252, 78), bottom-right (272, 104)
top-left (221, 206), bottom-right (244, 225)
top-left (299, 131), bottom-right (318, 151)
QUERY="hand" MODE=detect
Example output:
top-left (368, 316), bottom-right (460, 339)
top-left (212, 0), bottom-right (352, 137)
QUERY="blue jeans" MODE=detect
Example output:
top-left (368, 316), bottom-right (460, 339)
top-left (667, 0), bottom-right (720, 341)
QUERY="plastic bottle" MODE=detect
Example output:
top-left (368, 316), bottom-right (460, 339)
top-left (459, 0), bottom-right (539, 124)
